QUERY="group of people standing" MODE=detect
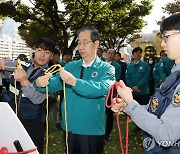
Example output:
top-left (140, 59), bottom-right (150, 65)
top-left (0, 12), bottom-right (179, 154)
top-left (111, 12), bottom-right (180, 154)
top-left (97, 43), bottom-right (175, 140)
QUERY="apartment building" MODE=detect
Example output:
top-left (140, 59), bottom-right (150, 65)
top-left (0, 37), bottom-right (32, 60)
top-left (0, 18), bottom-right (32, 60)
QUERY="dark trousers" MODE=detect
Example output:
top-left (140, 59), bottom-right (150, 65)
top-left (20, 119), bottom-right (45, 154)
top-left (105, 108), bottom-right (114, 137)
top-left (133, 94), bottom-right (150, 105)
top-left (66, 132), bottom-right (105, 154)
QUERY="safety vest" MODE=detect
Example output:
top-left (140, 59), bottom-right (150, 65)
top-left (143, 70), bottom-right (180, 154)
top-left (3, 63), bottom-right (47, 122)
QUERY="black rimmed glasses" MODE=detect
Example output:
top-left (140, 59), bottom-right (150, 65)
top-left (162, 32), bottom-right (180, 42)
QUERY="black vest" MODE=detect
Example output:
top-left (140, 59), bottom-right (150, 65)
top-left (10, 63), bottom-right (47, 122)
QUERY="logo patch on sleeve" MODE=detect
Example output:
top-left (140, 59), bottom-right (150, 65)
top-left (173, 92), bottom-right (180, 105)
top-left (151, 97), bottom-right (159, 112)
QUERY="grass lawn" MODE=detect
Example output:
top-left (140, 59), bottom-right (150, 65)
top-left (46, 114), bottom-right (144, 154)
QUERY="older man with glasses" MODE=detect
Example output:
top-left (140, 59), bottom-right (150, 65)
top-left (34, 27), bottom-right (115, 154)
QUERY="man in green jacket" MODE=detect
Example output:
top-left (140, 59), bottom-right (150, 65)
top-left (106, 49), bottom-right (121, 81)
top-left (126, 47), bottom-right (150, 132)
top-left (35, 27), bottom-right (115, 154)
top-left (126, 47), bottom-right (150, 105)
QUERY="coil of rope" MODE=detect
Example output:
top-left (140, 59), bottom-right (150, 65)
top-left (44, 64), bottom-right (69, 154)
top-left (105, 82), bottom-right (130, 154)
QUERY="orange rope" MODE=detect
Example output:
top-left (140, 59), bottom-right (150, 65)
top-left (5, 59), bottom-right (23, 115)
top-left (45, 85), bottom-right (49, 154)
top-left (44, 64), bottom-right (69, 154)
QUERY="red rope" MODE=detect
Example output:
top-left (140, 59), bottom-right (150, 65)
top-left (126, 116), bottom-right (130, 154)
top-left (116, 112), bottom-right (125, 154)
top-left (106, 82), bottom-right (130, 154)
top-left (0, 147), bottom-right (37, 154)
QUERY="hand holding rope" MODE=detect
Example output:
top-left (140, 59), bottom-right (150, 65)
top-left (44, 64), bottom-right (69, 154)
top-left (105, 82), bottom-right (130, 154)
top-left (3, 59), bottom-right (23, 115)
top-left (3, 62), bottom-right (68, 154)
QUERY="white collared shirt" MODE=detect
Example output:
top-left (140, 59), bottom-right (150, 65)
top-left (82, 59), bottom-right (95, 68)
top-left (107, 61), bottom-right (112, 64)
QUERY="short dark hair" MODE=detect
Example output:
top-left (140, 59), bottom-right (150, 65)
top-left (53, 48), bottom-right (61, 56)
top-left (160, 12), bottom-right (180, 34)
top-left (77, 27), bottom-right (100, 42)
top-left (115, 52), bottom-right (121, 57)
top-left (132, 47), bottom-right (142, 54)
top-left (62, 50), bottom-right (73, 57)
top-left (97, 47), bottom-right (103, 52)
top-left (35, 37), bottom-right (55, 52)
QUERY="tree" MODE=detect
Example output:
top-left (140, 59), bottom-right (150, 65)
top-left (163, 0), bottom-right (180, 14)
top-left (0, 0), bottom-right (153, 53)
